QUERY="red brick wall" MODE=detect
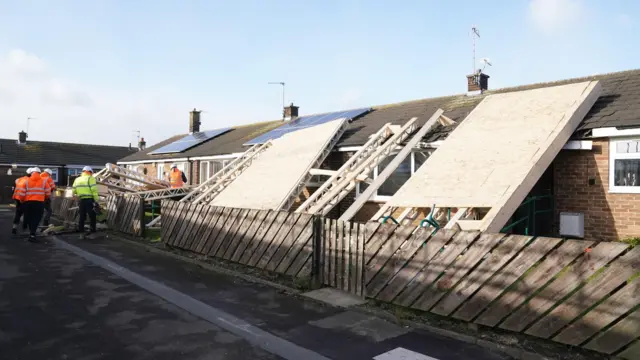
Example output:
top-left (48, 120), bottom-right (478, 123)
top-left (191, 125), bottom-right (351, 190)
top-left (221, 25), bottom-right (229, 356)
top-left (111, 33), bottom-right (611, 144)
top-left (554, 140), bottom-right (640, 241)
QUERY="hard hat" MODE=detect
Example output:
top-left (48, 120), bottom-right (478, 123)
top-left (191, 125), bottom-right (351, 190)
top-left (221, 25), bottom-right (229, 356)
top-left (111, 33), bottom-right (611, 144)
top-left (26, 167), bottom-right (34, 174)
top-left (32, 167), bottom-right (41, 173)
top-left (170, 163), bottom-right (178, 169)
top-left (44, 168), bottom-right (53, 175)
top-left (82, 166), bottom-right (93, 172)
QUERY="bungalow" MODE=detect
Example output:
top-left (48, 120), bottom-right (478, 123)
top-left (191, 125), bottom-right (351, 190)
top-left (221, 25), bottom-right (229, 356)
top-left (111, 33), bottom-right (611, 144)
top-left (118, 68), bottom-right (640, 242)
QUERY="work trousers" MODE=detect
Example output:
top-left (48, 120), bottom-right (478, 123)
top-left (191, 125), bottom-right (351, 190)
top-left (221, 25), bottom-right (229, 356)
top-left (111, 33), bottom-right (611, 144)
top-left (13, 200), bottom-right (27, 229)
top-left (43, 198), bottom-right (52, 226)
top-left (78, 198), bottom-right (97, 232)
top-left (23, 201), bottom-right (44, 236)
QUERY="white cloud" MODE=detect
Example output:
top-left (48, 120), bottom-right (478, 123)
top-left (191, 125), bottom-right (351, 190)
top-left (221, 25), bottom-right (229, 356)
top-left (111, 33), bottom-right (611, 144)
top-left (528, 0), bottom-right (586, 33)
top-left (0, 49), bottom-right (192, 147)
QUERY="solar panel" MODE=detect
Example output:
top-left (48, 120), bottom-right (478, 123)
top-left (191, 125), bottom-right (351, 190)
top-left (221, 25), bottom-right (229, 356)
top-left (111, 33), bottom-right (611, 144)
top-left (244, 107), bottom-right (370, 145)
top-left (149, 128), bottom-right (233, 154)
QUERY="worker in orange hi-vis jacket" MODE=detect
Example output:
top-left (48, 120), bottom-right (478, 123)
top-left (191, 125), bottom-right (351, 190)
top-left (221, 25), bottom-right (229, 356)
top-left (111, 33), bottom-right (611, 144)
top-left (41, 168), bottom-right (57, 227)
top-left (11, 168), bottom-right (32, 235)
top-left (19, 167), bottom-right (51, 243)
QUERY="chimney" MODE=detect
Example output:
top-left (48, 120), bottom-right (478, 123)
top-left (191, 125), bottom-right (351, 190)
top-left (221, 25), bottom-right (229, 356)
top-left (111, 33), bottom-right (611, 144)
top-left (467, 70), bottom-right (490, 94)
top-left (189, 108), bottom-right (201, 133)
top-left (138, 137), bottom-right (146, 150)
top-left (18, 131), bottom-right (27, 144)
top-left (283, 102), bottom-right (299, 121)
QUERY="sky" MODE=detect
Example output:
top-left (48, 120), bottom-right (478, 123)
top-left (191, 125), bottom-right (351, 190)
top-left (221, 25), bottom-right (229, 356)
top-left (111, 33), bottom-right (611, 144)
top-left (0, 0), bottom-right (637, 147)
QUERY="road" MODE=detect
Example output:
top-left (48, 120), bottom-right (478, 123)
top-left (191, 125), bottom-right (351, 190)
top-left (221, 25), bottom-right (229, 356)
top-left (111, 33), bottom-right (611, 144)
top-left (0, 206), bottom-right (513, 360)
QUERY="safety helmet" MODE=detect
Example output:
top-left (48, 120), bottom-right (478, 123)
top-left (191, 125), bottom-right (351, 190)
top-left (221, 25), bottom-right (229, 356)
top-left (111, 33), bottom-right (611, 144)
top-left (32, 167), bottom-right (41, 173)
top-left (26, 167), bottom-right (34, 174)
top-left (82, 166), bottom-right (93, 172)
top-left (44, 168), bottom-right (53, 175)
top-left (170, 163), bottom-right (178, 169)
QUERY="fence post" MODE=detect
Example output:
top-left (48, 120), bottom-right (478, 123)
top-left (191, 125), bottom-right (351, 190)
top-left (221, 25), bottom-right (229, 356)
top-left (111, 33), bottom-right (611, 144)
top-left (311, 215), bottom-right (324, 289)
top-left (138, 197), bottom-right (146, 238)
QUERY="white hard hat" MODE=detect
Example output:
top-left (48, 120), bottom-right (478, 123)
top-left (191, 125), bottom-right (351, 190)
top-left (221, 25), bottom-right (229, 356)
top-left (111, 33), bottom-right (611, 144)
top-left (82, 166), bottom-right (93, 172)
top-left (26, 167), bottom-right (34, 174)
top-left (170, 163), bottom-right (178, 169)
top-left (44, 168), bottom-right (53, 175)
top-left (32, 167), bottom-right (41, 173)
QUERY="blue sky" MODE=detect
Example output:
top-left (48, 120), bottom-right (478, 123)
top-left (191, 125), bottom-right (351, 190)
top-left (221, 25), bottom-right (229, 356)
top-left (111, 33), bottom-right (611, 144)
top-left (0, 0), bottom-right (637, 146)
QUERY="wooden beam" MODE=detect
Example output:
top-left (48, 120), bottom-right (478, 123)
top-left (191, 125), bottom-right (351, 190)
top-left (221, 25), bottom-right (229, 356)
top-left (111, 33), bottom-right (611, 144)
top-left (438, 114), bottom-right (456, 126)
top-left (444, 208), bottom-right (468, 229)
top-left (340, 109), bottom-right (445, 221)
top-left (309, 168), bottom-right (369, 182)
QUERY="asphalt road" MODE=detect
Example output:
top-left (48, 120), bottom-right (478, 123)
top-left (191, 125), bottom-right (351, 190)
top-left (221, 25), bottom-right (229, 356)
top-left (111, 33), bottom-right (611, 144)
top-left (0, 207), bottom-right (514, 360)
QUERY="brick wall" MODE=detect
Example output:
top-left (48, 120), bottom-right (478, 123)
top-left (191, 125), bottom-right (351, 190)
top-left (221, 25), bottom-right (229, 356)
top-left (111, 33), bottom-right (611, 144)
top-left (554, 139), bottom-right (640, 241)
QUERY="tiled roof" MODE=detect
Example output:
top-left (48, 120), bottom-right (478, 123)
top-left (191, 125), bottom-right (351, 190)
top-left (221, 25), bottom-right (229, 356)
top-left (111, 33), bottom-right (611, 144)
top-left (338, 68), bottom-right (640, 146)
top-left (0, 138), bottom-right (137, 166)
top-left (118, 121), bottom-right (281, 162)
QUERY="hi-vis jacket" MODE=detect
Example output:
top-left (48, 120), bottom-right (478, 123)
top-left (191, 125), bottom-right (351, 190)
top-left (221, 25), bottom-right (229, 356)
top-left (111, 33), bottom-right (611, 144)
top-left (72, 172), bottom-right (99, 201)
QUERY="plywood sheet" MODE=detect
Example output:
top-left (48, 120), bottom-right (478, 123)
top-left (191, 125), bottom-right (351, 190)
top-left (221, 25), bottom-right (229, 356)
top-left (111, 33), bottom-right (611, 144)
top-left (211, 119), bottom-right (345, 210)
top-left (388, 81), bottom-right (601, 208)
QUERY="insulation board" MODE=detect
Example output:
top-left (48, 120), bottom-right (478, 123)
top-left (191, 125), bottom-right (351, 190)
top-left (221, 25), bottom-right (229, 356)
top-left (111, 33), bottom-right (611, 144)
top-left (211, 119), bottom-right (346, 210)
top-left (388, 81), bottom-right (601, 211)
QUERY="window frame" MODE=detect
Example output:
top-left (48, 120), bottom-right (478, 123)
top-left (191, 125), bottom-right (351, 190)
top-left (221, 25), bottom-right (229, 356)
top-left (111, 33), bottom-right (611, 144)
top-left (198, 159), bottom-right (235, 184)
top-left (50, 168), bottom-right (59, 183)
top-left (356, 150), bottom-right (432, 202)
top-left (609, 137), bottom-right (640, 194)
top-left (156, 162), bottom-right (165, 180)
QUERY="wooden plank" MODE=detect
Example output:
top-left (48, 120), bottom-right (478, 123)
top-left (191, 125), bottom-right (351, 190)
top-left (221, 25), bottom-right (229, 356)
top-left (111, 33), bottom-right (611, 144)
top-left (190, 205), bottom-right (215, 254)
top-left (376, 229), bottom-right (456, 303)
top-left (618, 339), bottom-right (640, 360)
top-left (343, 221), bottom-right (352, 291)
top-left (123, 197), bottom-right (138, 234)
top-left (398, 231), bottom-right (480, 308)
top-left (335, 220), bottom-right (345, 290)
top-left (222, 209), bottom-right (258, 260)
top-left (268, 214), bottom-right (312, 272)
top-left (350, 223), bottom-right (360, 294)
top-left (162, 201), bottom-right (181, 245)
top-left (159, 200), bottom-right (173, 240)
top-left (476, 240), bottom-right (593, 328)
top-left (526, 246), bottom-right (640, 338)
top-left (367, 228), bottom-right (431, 298)
top-left (257, 213), bottom-right (301, 269)
top-left (208, 208), bottom-right (241, 257)
top-left (201, 207), bottom-right (232, 255)
top-left (247, 211), bottom-right (289, 267)
top-left (496, 241), bottom-right (627, 332)
top-left (182, 204), bottom-right (206, 250)
top-left (322, 218), bottom-right (332, 285)
top-left (194, 206), bottom-right (222, 254)
top-left (454, 237), bottom-right (561, 322)
top-left (238, 210), bottom-right (278, 265)
top-left (274, 215), bottom-right (314, 274)
top-left (431, 234), bottom-right (531, 316)
top-left (175, 203), bottom-right (198, 248)
top-left (329, 219), bottom-right (338, 287)
top-left (585, 308), bottom-right (640, 354)
top-left (553, 280), bottom-right (640, 346)
top-left (214, 208), bottom-right (250, 257)
top-left (285, 229), bottom-right (314, 277)
top-left (364, 222), bottom-right (381, 244)
top-left (365, 225), bottom-right (414, 288)
top-left (364, 223), bottom-right (398, 265)
top-left (231, 210), bottom-right (268, 262)
top-left (118, 196), bottom-right (134, 233)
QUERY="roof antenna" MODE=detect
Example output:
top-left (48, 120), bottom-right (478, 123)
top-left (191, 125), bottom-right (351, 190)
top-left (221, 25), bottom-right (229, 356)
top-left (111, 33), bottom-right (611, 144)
top-left (481, 58), bottom-right (492, 72)
top-left (471, 26), bottom-right (480, 73)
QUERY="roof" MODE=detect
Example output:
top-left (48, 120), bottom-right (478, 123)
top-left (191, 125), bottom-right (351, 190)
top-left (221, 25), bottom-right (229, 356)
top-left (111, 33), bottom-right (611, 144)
top-left (0, 138), bottom-right (137, 167)
top-left (337, 68), bottom-right (640, 147)
top-left (118, 121), bottom-right (281, 162)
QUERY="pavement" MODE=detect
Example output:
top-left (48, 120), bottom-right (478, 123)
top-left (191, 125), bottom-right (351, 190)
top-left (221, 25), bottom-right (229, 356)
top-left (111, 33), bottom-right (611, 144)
top-left (0, 206), bottom-right (514, 360)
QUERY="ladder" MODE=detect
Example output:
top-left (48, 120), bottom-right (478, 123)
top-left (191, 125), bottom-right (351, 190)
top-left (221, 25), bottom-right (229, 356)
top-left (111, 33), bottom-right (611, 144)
top-left (95, 163), bottom-right (170, 192)
top-left (146, 141), bottom-right (273, 226)
top-left (296, 118), bottom-right (418, 216)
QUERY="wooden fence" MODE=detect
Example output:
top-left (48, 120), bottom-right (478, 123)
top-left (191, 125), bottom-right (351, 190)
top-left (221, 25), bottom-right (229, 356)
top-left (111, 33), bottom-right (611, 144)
top-left (51, 197), bottom-right (79, 223)
top-left (160, 200), bottom-right (315, 279)
top-left (105, 194), bottom-right (145, 236)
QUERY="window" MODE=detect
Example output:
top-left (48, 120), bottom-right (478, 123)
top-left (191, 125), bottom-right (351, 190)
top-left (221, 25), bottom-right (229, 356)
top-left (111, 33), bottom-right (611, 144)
top-left (157, 163), bottom-right (165, 180)
top-left (610, 139), bottom-right (640, 193)
top-left (198, 159), bottom-right (233, 184)
top-left (50, 168), bottom-right (59, 183)
top-left (357, 150), bottom-right (432, 201)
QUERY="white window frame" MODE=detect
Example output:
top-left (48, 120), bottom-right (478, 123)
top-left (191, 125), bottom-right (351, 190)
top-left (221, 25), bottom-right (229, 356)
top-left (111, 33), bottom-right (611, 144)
top-left (156, 162), bottom-right (165, 180)
top-left (609, 137), bottom-right (640, 194)
top-left (356, 150), bottom-right (432, 202)
top-left (198, 159), bottom-right (235, 184)
top-left (50, 168), bottom-right (59, 183)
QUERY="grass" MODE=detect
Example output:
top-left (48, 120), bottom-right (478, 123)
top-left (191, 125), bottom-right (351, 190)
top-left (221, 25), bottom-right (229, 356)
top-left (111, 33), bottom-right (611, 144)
top-left (621, 237), bottom-right (640, 248)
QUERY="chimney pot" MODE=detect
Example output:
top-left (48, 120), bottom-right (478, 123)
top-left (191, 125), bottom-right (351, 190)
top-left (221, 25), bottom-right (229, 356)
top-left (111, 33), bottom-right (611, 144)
top-left (189, 108), bottom-right (201, 133)
top-left (467, 71), bottom-right (490, 94)
top-left (18, 131), bottom-right (27, 144)
top-left (283, 103), bottom-right (299, 121)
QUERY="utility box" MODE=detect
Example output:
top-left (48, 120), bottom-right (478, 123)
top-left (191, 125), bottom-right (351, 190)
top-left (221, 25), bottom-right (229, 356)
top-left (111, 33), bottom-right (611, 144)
top-left (559, 212), bottom-right (584, 238)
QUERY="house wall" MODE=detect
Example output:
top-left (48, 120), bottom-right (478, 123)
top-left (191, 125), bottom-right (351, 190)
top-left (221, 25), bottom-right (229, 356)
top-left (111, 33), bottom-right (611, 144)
top-left (553, 139), bottom-right (640, 242)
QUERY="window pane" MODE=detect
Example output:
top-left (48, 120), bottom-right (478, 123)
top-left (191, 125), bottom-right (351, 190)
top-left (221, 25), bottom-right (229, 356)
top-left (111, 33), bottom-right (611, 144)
top-left (413, 151), bottom-right (430, 173)
top-left (200, 162), bottom-right (209, 184)
top-left (212, 161), bottom-right (223, 175)
top-left (378, 156), bottom-right (412, 196)
top-left (616, 140), bottom-right (640, 154)
top-left (614, 159), bottom-right (640, 186)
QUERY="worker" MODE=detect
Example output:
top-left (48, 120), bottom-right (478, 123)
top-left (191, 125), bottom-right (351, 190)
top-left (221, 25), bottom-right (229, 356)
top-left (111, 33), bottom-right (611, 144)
top-left (20, 167), bottom-right (51, 243)
top-left (11, 168), bottom-right (32, 235)
top-left (72, 166), bottom-right (99, 234)
top-left (169, 164), bottom-right (188, 188)
top-left (41, 168), bottom-right (57, 227)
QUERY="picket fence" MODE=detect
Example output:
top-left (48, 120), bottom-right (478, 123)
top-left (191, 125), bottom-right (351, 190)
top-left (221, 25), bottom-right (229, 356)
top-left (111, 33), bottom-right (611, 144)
top-left (53, 197), bottom-right (639, 358)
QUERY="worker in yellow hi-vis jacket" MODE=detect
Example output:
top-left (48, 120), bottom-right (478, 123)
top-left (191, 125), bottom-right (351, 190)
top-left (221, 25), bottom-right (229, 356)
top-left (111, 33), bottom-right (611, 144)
top-left (72, 166), bottom-right (99, 234)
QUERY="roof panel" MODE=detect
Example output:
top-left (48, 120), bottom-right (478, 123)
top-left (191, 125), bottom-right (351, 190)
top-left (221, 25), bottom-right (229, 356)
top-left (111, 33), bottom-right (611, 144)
top-left (149, 128), bottom-right (232, 154)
